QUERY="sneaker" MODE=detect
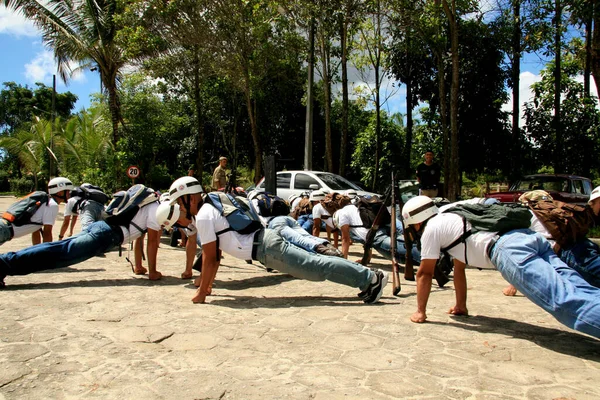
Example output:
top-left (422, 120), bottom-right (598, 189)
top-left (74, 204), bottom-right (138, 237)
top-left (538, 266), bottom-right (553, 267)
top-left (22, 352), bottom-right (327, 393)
top-left (362, 269), bottom-right (389, 304)
top-left (315, 243), bottom-right (343, 258)
top-left (0, 275), bottom-right (5, 289)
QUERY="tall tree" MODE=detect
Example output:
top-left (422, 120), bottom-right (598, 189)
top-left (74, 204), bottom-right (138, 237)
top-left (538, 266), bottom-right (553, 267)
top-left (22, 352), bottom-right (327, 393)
top-left (3, 0), bottom-right (128, 147)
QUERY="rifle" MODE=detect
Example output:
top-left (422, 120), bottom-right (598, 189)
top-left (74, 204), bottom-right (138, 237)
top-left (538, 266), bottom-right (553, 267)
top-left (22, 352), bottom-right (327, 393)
top-left (397, 183), bottom-right (415, 282)
top-left (389, 172), bottom-right (401, 295)
top-left (359, 185), bottom-right (392, 266)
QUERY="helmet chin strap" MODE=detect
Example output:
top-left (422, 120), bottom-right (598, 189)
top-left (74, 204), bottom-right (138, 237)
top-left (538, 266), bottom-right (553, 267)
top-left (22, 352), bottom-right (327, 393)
top-left (182, 194), bottom-right (193, 220)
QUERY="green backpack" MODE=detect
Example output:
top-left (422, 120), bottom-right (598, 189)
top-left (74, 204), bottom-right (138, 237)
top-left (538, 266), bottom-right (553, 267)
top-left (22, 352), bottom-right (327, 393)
top-left (441, 203), bottom-right (532, 264)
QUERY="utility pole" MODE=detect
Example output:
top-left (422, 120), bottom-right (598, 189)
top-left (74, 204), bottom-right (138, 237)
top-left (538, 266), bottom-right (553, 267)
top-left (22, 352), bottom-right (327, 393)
top-left (304, 18), bottom-right (315, 171)
top-left (50, 74), bottom-right (56, 179)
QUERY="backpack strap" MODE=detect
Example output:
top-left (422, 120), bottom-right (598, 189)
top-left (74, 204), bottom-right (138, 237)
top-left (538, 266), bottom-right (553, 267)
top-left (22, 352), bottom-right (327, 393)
top-left (441, 215), bottom-right (471, 265)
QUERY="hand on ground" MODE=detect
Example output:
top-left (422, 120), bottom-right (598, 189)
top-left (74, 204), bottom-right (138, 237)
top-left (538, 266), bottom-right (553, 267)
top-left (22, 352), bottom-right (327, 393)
top-left (133, 266), bottom-right (147, 275)
top-left (448, 305), bottom-right (468, 316)
top-left (148, 271), bottom-right (162, 281)
top-left (410, 311), bottom-right (427, 323)
top-left (502, 284), bottom-right (518, 296)
top-left (181, 271), bottom-right (193, 279)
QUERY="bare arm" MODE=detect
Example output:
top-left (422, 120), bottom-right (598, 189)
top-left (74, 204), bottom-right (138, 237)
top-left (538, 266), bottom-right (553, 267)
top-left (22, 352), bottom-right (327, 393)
top-left (42, 225), bottom-right (53, 243)
top-left (146, 229), bottom-right (161, 280)
top-left (193, 240), bottom-right (220, 303)
top-left (68, 215), bottom-right (78, 236)
top-left (183, 232), bottom-right (197, 278)
top-left (31, 230), bottom-right (41, 245)
top-left (59, 216), bottom-right (71, 239)
top-left (312, 218), bottom-right (321, 237)
top-left (410, 258), bottom-right (437, 323)
top-left (341, 225), bottom-right (351, 259)
top-left (449, 259), bottom-right (468, 315)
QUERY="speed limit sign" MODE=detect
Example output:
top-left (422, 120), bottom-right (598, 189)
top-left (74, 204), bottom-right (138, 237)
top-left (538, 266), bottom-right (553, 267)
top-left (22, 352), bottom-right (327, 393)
top-left (126, 165), bottom-right (140, 179)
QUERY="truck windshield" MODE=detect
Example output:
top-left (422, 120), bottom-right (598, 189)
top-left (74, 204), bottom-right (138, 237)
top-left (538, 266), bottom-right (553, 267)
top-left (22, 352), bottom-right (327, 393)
top-left (512, 177), bottom-right (570, 192)
top-left (315, 173), bottom-right (362, 191)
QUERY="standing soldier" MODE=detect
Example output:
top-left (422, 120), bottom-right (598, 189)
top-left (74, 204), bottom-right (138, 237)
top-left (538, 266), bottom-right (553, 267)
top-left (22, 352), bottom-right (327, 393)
top-left (212, 156), bottom-right (228, 190)
top-left (416, 150), bottom-right (442, 198)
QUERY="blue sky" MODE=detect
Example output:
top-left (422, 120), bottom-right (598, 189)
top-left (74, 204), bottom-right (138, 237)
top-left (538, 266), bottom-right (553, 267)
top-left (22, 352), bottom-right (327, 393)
top-left (0, 7), bottom-right (100, 112)
top-left (1, 5), bottom-right (593, 126)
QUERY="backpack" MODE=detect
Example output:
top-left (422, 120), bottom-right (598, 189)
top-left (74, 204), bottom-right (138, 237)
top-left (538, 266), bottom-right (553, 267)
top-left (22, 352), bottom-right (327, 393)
top-left (254, 192), bottom-right (290, 218)
top-left (527, 200), bottom-right (595, 249)
top-left (2, 191), bottom-right (51, 227)
top-left (441, 202), bottom-right (532, 264)
top-left (291, 198), bottom-right (312, 220)
top-left (322, 193), bottom-right (352, 215)
top-left (352, 196), bottom-right (391, 229)
top-left (104, 184), bottom-right (159, 233)
top-left (70, 183), bottom-right (110, 213)
top-left (203, 192), bottom-right (263, 235)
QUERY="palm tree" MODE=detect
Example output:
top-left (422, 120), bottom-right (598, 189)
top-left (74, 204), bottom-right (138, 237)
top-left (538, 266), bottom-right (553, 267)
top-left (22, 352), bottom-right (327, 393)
top-left (3, 0), bottom-right (126, 147)
top-left (0, 117), bottom-right (58, 189)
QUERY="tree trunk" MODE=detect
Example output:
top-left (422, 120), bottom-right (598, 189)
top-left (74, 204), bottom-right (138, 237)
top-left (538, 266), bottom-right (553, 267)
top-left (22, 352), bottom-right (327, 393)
top-left (592, 0), bottom-right (600, 104)
top-left (405, 31), bottom-right (414, 178)
top-left (105, 80), bottom-right (121, 148)
top-left (242, 66), bottom-right (262, 183)
top-left (319, 32), bottom-right (334, 173)
top-left (585, 6), bottom-right (593, 98)
top-left (370, 1), bottom-right (382, 192)
top-left (442, 0), bottom-right (460, 201)
top-left (339, 9), bottom-right (350, 177)
top-left (193, 48), bottom-right (205, 180)
top-left (510, 0), bottom-right (522, 184)
top-left (553, 0), bottom-right (563, 173)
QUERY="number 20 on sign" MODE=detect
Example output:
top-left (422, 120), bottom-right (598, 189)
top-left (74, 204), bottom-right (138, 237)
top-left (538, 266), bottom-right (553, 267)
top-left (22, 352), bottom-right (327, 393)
top-left (127, 165), bottom-right (140, 181)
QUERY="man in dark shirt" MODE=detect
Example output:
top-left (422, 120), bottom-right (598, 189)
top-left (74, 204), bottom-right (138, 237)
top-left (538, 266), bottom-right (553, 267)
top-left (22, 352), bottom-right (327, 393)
top-left (416, 150), bottom-right (441, 198)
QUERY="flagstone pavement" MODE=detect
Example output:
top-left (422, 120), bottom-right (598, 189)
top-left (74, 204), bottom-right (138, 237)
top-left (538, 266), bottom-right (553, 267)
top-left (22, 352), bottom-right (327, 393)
top-left (0, 196), bottom-right (598, 399)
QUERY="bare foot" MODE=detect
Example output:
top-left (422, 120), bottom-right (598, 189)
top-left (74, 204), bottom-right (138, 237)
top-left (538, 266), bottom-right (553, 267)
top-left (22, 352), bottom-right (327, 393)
top-left (133, 266), bottom-right (147, 275)
top-left (181, 271), bottom-right (193, 279)
top-left (448, 305), bottom-right (468, 316)
top-left (192, 289), bottom-right (206, 304)
top-left (502, 284), bottom-right (518, 296)
top-left (194, 276), bottom-right (202, 287)
top-left (148, 271), bottom-right (162, 281)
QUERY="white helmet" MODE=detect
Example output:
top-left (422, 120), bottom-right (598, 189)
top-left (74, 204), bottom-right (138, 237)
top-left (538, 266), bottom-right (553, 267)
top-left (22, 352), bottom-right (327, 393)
top-left (169, 176), bottom-right (203, 203)
top-left (589, 186), bottom-right (600, 204)
top-left (309, 190), bottom-right (326, 202)
top-left (247, 189), bottom-right (262, 201)
top-left (156, 202), bottom-right (180, 227)
top-left (288, 194), bottom-right (299, 204)
top-left (159, 192), bottom-right (170, 203)
top-left (48, 177), bottom-right (74, 195)
top-left (402, 195), bottom-right (439, 226)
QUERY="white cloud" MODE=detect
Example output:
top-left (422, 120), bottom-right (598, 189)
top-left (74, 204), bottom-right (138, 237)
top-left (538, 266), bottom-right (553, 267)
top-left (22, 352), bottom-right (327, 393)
top-left (0, 7), bottom-right (39, 37)
top-left (502, 71), bottom-right (543, 127)
top-left (24, 50), bottom-right (87, 84)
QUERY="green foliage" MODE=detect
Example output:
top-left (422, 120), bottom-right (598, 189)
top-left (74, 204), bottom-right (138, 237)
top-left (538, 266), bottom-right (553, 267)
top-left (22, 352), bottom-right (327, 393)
top-left (351, 111), bottom-right (405, 193)
top-left (9, 176), bottom-right (36, 196)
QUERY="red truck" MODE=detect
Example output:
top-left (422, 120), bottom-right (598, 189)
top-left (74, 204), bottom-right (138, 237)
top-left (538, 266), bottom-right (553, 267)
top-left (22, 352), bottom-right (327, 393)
top-left (485, 174), bottom-right (593, 205)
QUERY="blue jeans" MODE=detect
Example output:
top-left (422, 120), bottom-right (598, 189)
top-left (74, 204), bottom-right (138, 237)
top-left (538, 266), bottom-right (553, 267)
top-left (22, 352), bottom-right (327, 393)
top-left (0, 221), bottom-right (123, 277)
top-left (0, 219), bottom-right (12, 245)
top-left (491, 229), bottom-right (600, 338)
top-left (268, 216), bottom-right (327, 253)
top-left (79, 200), bottom-right (105, 231)
top-left (255, 229), bottom-right (374, 291)
top-left (351, 227), bottom-right (421, 264)
top-left (560, 239), bottom-right (600, 288)
top-left (297, 214), bottom-right (314, 234)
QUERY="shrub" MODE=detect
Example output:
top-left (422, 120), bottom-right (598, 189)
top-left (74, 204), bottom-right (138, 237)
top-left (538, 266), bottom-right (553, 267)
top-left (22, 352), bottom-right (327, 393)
top-left (9, 176), bottom-right (35, 195)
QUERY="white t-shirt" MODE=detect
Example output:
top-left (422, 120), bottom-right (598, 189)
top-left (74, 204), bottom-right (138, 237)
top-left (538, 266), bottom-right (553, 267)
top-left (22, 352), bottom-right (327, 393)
top-left (64, 196), bottom-right (81, 217)
top-left (312, 203), bottom-right (334, 229)
top-left (196, 203), bottom-right (254, 260)
top-left (12, 198), bottom-right (59, 238)
top-left (528, 210), bottom-right (555, 246)
top-left (336, 204), bottom-right (368, 242)
top-left (420, 213), bottom-right (497, 270)
top-left (120, 202), bottom-right (161, 244)
top-left (291, 197), bottom-right (302, 211)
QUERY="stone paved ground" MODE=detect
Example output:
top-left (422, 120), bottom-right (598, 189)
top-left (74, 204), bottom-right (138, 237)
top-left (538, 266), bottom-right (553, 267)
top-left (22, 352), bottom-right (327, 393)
top-left (0, 196), bottom-right (599, 399)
